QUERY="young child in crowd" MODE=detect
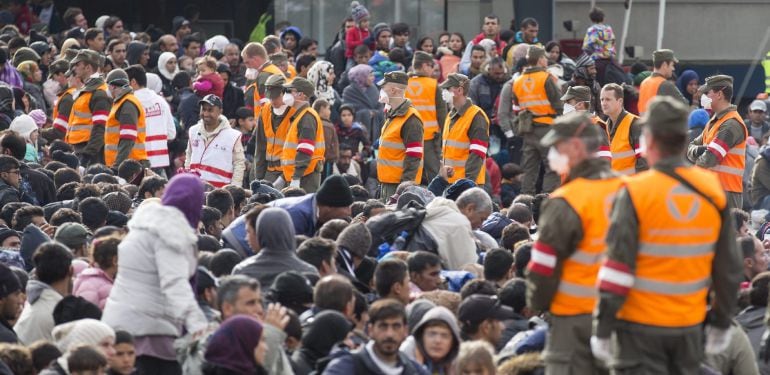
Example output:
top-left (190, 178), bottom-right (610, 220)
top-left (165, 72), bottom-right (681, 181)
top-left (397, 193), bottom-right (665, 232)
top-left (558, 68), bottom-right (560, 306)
top-left (73, 235), bottom-right (121, 309)
top-left (107, 331), bottom-right (137, 375)
top-left (313, 99), bottom-right (340, 179)
top-left (336, 104), bottom-right (371, 158)
top-left (193, 56), bottom-right (224, 98)
top-left (345, 1), bottom-right (371, 68)
top-left (67, 345), bottom-right (108, 375)
top-left (9, 114), bottom-right (39, 163)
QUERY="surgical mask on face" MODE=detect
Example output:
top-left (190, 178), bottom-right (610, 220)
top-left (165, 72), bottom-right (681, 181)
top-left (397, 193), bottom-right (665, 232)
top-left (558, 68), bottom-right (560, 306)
top-left (282, 92), bottom-right (295, 107)
top-left (547, 147), bottom-right (570, 175)
top-left (563, 103), bottom-right (576, 114)
top-left (639, 133), bottom-right (649, 158)
top-left (245, 68), bottom-right (258, 80)
top-left (272, 104), bottom-right (288, 116)
top-left (700, 94), bottom-right (712, 110)
top-left (441, 89), bottom-right (454, 104)
top-left (378, 88), bottom-right (389, 104)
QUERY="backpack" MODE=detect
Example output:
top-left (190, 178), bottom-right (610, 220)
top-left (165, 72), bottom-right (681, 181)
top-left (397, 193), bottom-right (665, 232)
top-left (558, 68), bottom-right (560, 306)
top-left (365, 201), bottom-right (427, 257)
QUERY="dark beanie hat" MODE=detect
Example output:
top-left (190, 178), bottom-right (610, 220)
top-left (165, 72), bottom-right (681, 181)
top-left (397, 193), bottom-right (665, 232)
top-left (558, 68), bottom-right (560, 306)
top-left (106, 210), bottom-right (128, 227)
top-left (0, 263), bottom-right (20, 299)
top-left (0, 227), bottom-right (19, 245)
top-left (195, 266), bottom-right (218, 294)
top-left (444, 178), bottom-right (476, 201)
top-left (162, 173), bottom-right (205, 228)
top-left (52, 150), bottom-right (80, 170)
top-left (271, 271), bottom-right (314, 306)
top-left (336, 222), bottom-right (371, 258)
top-left (316, 175), bottom-right (354, 207)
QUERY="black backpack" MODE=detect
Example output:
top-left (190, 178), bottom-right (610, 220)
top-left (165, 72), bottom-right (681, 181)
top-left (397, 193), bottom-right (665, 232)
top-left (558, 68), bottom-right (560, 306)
top-left (365, 201), bottom-right (427, 257)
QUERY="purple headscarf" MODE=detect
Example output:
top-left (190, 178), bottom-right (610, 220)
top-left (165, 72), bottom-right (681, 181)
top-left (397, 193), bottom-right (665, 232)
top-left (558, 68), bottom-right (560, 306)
top-left (204, 315), bottom-right (264, 374)
top-left (348, 64), bottom-right (373, 88)
top-left (161, 173), bottom-right (204, 228)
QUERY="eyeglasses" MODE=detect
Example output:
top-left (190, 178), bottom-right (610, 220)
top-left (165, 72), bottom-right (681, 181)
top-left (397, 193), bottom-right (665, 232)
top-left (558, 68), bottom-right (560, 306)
top-left (1, 169), bottom-right (19, 176)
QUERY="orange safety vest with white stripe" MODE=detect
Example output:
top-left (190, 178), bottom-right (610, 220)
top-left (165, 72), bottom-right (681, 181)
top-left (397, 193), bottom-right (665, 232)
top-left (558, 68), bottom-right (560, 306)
top-left (637, 75), bottom-right (665, 114)
top-left (377, 106), bottom-right (424, 184)
top-left (598, 167), bottom-right (725, 327)
top-left (281, 107), bottom-right (326, 181)
top-left (592, 115), bottom-right (612, 161)
top-left (188, 125), bottom-right (242, 188)
top-left (52, 87), bottom-right (77, 134)
top-left (104, 94), bottom-right (147, 167)
top-left (252, 64), bottom-right (285, 117)
top-left (513, 70), bottom-right (557, 125)
top-left (528, 176), bottom-right (624, 316)
top-left (65, 83), bottom-right (110, 144)
top-left (702, 111), bottom-right (747, 193)
top-left (608, 112), bottom-right (640, 175)
top-left (261, 103), bottom-right (297, 172)
top-left (442, 105), bottom-right (488, 184)
top-left (405, 76), bottom-right (440, 140)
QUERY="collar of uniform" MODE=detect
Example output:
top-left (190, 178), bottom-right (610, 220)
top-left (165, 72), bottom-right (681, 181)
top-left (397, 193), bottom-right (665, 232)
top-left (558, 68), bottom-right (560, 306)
top-left (258, 61), bottom-right (273, 72)
top-left (387, 98), bottom-right (412, 119)
top-left (566, 157), bottom-right (614, 182)
top-left (290, 102), bottom-right (310, 121)
top-left (607, 109), bottom-right (629, 128)
top-left (81, 76), bottom-right (105, 92)
top-left (449, 97), bottom-right (472, 119)
top-left (112, 87), bottom-right (132, 102)
top-left (652, 155), bottom-right (687, 172)
top-left (651, 72), bottom-right (665, 78)
top-left (712, 105), bottom-right (738, 121)
top-left (523, 66), bottom-right (547, 74)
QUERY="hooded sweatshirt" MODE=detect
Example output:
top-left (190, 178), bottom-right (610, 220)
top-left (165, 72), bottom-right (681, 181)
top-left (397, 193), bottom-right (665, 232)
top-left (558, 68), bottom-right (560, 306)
top-left (400, 306), bottom-right (461, 375)
top-left (126, 42), bottom-right (148, 66)
top-left (420, 198), bottom-right (478, 269)
top-left (292, 310), bottom-right (352, 374)
top-left (232, 207), bottom-right (318, 288)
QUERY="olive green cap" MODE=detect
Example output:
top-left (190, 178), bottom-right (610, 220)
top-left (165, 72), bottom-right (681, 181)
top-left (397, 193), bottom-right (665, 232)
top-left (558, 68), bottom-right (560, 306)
top-left (412, 51), bottom-right (434, 68)
top-left (265, 73), bottom-right (286, 88)
top-left (282, 76), bottom-right (315, 97)
top-left (704, 74), bottom-right (733, 91)
top-left (640, 96), bottom-right (689, 136)
top-left (438, 73), bottom-right (469, 90)
top-left (70, 49), bottom-right (104, 69)
top-left (652, 49), bottom-right (678, 65)
top-left (269, 52), bottom-right (288, 65)
top-left (560, 86), bottom-right (591, 103)
top-left (540, 112), bottom-right (600, 147)
top-left (377, 71), bottom-right (409, 87)
top-left (48, 59), bottom-right (70, 79)
top-left (12, 47), bottom-right (40, 67)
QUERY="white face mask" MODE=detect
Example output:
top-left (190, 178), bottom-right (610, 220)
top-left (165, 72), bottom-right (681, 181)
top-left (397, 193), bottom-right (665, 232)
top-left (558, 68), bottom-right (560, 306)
top-left (245, 68), bottom-right (258, 80)
top-left (441, 89), bottom-right (454, 104)
top-left (639, 133), bottom-right (648, 158)
top-left (378, 88), bottom-right (389, 104)
top-left (282, 92), bottom-right (295, 107)
top-left (272, 104), bottom-right (288, 116)
top-left (563, 103), bottom-right (576, 114)
top-left (547, 147), bottom-right (570, 175)
top-left (700, 94), bottom-right (712, 110)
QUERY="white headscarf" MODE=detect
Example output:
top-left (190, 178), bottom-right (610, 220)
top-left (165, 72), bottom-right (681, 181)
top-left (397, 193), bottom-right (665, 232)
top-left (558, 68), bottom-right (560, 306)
top-left (157, 52), bottom-right (178, 81)
top-left (205, 35), bottom-right (230, 53)
top-left (307, 61), bottom-right (336, 105)
top-left (146, 73), bottom-right (163, 94)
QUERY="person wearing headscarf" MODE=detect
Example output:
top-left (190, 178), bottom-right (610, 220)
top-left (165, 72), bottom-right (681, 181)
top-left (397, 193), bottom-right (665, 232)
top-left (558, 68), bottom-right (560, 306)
top-left (155, 52), bottom-right (178, 100)
top-left (341, 64), bottom-right (383, 141)
top-left (307, 61), bottom-right (341, 125)
top-left (203, 315), bottom-right (268, 375)
top-left (676, 69), bottom-right (700, 108)
top-left (400, 306), bottom-right (462, 375)
top-left (126, 42), bottom-right (149, 67)
top-left (291, 310), bottom-right (353, 374)
top-left (102, 174), bottom-right (208, 375)
top-left (231, 207), bottom-right (319, 288)
top-left (9, 114), bottom-right (39, 162)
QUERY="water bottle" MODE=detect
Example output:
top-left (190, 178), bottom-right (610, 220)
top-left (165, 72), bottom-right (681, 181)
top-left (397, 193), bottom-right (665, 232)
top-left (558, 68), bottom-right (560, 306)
top-left (390, 231), bottom-right (409, 252)
top-left (377, 242), bottom-right (390, 260)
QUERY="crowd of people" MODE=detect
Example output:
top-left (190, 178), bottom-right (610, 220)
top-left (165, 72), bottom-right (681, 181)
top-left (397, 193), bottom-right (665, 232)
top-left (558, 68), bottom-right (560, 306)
top-left (0, 0), bottom-right (766, 374)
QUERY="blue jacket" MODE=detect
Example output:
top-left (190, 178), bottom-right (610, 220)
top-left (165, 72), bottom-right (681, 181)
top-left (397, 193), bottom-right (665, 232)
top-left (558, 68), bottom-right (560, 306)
top-left (269, 194), bottom-right (318, 237)
top-left (323, 344), bottom-right (428, 375)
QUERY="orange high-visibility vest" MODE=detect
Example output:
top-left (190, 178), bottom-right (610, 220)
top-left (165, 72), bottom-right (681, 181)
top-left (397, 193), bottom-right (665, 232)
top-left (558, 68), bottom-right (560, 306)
top-left (548, 176), bottom-right (624, 316)
top-left (513, 70), bottom-right (557, 125)
top-left (608, 112), bottom-right (640, 176)
top-left (104, 93), bottom-right (147, 167)
top-left (377, 107), bottom-right (424, 184)
top-left (252, 65), bottom-right (285, 117)
top-left (442, 105), bottom-right (489, 184)
top-left (260, 104), bottom-right (297, 172)
top-left (247, 82), bottom-right (260, 118)
top-left (702, 111), bottom-right (747, 193)
top-left (52, 87), bottom-right (77, 134)
top-left (65, 83), bottom-right (110, 144)
top-left (281, 107), bottom-right (326, 181)
top-left (406, 76), bottom-right (440, 140)
top-left (638, 75), bottom-right (665, 114)
top-left (613, 167), bottom-right (725, 327)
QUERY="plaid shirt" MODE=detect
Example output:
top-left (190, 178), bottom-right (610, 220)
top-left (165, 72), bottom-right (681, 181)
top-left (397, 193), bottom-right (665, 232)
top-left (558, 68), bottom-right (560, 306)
top-left (0, 62), bottom-right (23, 88)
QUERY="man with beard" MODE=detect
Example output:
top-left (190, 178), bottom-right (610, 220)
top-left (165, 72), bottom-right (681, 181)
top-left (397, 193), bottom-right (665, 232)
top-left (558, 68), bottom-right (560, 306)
top-left (569, 54), bottom-right (603, 116)
top-left (0, 263), bottom-right (21, 343)
top-left (332, 144), bottom-right (361, 177)
top-left (324, 299), bottom-right (428, 375)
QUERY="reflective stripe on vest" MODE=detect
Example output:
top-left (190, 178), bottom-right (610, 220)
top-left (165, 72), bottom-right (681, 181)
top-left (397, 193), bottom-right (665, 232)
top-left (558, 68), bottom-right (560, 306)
top-left (65, 83), bottom-right (109, 144)
top-left (142, 96), bottom-right (172, 168)
top-left (702, 110), bottom-right (747, 193)
top-left (189, 124), bottom-right (242, 187)
top-left (52, 87), bottom-right (77, 133)
top-left (548, 176), bottom-right (624, 316)
top-left (442, 105), bottom-right (488, 184)
top-left (638, 75), bottom-right (665, 114)
top-left (513, 70), bottom-right (557, 125)
top-left (280, 107), bottom-right (326, 181)
top-left (611, 168), bottom-right (725, 327)
top-left (608, 113), bottom-right (639, 176)
top-left (377, 106), bottom-right (424, 184)
top-left (405, 76), bottom-right (440, 140)
top-left (261, 104), bottom-right (297, 171)
top-left (104, 94), bottom-right (147, 167)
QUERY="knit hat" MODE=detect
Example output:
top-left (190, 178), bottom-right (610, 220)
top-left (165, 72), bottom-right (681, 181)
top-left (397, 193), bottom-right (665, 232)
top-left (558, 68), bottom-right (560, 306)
top-left (249, 180), bottom-right (284, 203)
top-left (0, 227), bottom-right (19, 246)
top-left (351, 1), bottom-right (370, 23)
top-left (106, 210), bottom-right (129, 228)
top-left (106, 68), bottom-right (129, 87)
top-left (316, 175), bottom-right (354, 207)
top-left (103, 192), bottom-right (132, 214)
top-left (12, 47), bottom-right (40, 67)
top-left (54, 222), bottom-right (91, 250)
top-left (28, 109), bottom-right (46, 127)
top-left (0, 251), bottom-right (24, 272)
top-left (688, 109), bottom-right (710, 129)
top-left (0, 263), bottom-right (20, 299)
top-left (9, 114), bottom-right (37, 142)
top-left (271, 271), bottom-right (314, 307)
top-left (172, 16), bottom-right (191, 34)
top-left (336, 222), bottom-right (371, 258)
top-left (444, 179), bottom-right (476, 201)
top-left (52, 318), bottom-right (116, 352)
top-left (162, 173), bottom-right (205, 228)
top-left (373, 23), bottom-right (391, 39)
top-left (633, 71), bottom-right (652, 86)
top-left (195, 266), bottom-right (219, 294)
top-left (29, 41), bottom-right (50, 57)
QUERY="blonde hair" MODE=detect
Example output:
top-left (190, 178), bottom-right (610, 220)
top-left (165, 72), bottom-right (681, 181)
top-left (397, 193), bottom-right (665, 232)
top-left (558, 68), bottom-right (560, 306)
top-left (454, 341), bottom-right (496, 374)
top-left (59, 38), bottom-right (80, 59)
top-left (16, 61), bottom-right (39, 80)
top-left (196, 55), bottom-right (217, 71)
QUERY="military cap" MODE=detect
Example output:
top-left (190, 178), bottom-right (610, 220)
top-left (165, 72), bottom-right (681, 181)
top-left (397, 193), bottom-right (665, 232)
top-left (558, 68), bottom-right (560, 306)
top-left (560, 86), bottom-right (592, 103)
top-left (269, 52), bottom-right (288, 65)
top-left (265, 73), bottom-right (286, 88)
top-left (70, 49), bottom-right (103, 69)
top-left (48, 59), bottom-right (70, 79)
top-left (640, 96), bottom-right (689, 136)
top-left (541, 112), bottom-right (600, 147)
top-left (652, 49), bottom-right (678, 65)
top-left (704, 74), bottom-right (733, 91)
top-left (438, 73), bottom-right (469, 90)
top-left (12, 47), bottom-right (40, 67)
top-left (54, 222), bottom-right (91, 249)
top-left (282, 76), bottom-right (315, 97)
top-left (412, 51), bottom-right (434, 68)
top-left (527, 45), bottom-right (546, 61)
top-left (105, 68), bottom-right (129, 86)
top-left (377, 71), bottom-right (409, 87)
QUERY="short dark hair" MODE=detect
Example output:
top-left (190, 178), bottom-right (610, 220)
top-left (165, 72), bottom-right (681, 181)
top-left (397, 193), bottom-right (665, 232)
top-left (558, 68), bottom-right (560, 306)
top-left (0, 155), bottom-right (19, 173)
top-left (363, 199), bottom-right (385, 217)
top-left (67, 345), bottom-right (107, 373)
top-left (54, 168), bottom-right (81, 190)
top-left (115, 330), bottom-right (134, 345)
top-left (507, 203), bottom-right (532, 223)
top-left (298, 37), bottom-right (317, 52)
top-left (313, 98), bottom-right (330, 112)
top-left (78, 197), bottom-right (109, 230)
top-left (200, 206), bottom-right (222, 232)
top-left (498, 278), bottom-right (527, 314)
top-left (733, 208), bottom-right (750, 233)
top-left (484, 248), bottom-right (514, 281)
top-left (182, 34), bottom-right (202, 49)
top-left (589, 7), bottom-right (605, 23)
top-left (297, 237), bottom-right (336, 271)
top-left (138, 176), bottom-right (167, 199)
top-left (117, 160), bottom-right (142, 182)
top-left (713, 85), bottom-right (733, 101)
top-left (29, 341), bottom-right (61, 373)
top-left (391, 22), bottom-right (409, 36)
top-left (501, 223), bottom-right (531, 250)
top-left (513, 242), bottom-right (532, 278)
top-left (12, 206), bottom-right (44, 231)
top-left (739, 235), bottom-right (757, 259)
top-left (210, 249), bottom-right (242, 277)
top-left (50, 208), bottom-right (82, 227)
top-left (471, 44), bottom-right (486, 55)
top-left (74, 184), bottom-right (102, 204)
top-left (484, 14), bottom-right (500, 23)
top-left (350, 185), bottom-right (369, 202)
top-left (53, 295), bottom-right (101, 325)
top-left (0, 132), bottom-right (26, 160)
top-left (318, 219), bottom-right (348, 241)
top-left (520, 17), bottom-right (538, 29)
top-left (223, 185), bottom-right (247, 212)
top-left (206, 189), bottom-right (234, 217)
top-left (107, 39), bottom-right (125, 53)
top-left (353, 44), bottom-right (370, 56)
top-left (244, 205), bottom-right (267, 230)
top-left (92, 235), bottom-right (120, 269)
top-left (125, 64), bottom-right (147, 87)
top-left (368, 298), bottom-right (407, 325)
top-left (0, 202), bottom-right (28, 228)
top-left (460, 279), bottom-right (497, 300)
top-left (602, 83), bottom-right (624, 99)
top-left (84, 28), bottom-right (102, 42)
top-left (62, 7), bottom-right (83, 27)
top-left (750, 272), bottom-right (770, 307)
top-left (33, 242), bottom-right (73, 284)
top-left (407, 251), bottom-right (441, 274)
top-left (375, 259), bottom-right (408, 298)
top-left (501, 163), bottom-right (523, 180)
top-left (314, 274), bottom-right (354, 312)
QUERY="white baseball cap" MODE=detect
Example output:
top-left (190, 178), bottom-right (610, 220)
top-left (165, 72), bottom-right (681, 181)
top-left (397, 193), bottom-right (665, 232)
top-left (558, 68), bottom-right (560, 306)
top-left (750, 99), bottom-right (767, 112)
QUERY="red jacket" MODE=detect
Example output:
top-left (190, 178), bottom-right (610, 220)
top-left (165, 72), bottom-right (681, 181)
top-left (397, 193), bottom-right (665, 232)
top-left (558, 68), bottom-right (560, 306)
top-left (486, 157), bottom-right (502, 197)
top-left (345, 27), bottom-right (371, 58)
top-left (471, 32), bottom-right (507, 55)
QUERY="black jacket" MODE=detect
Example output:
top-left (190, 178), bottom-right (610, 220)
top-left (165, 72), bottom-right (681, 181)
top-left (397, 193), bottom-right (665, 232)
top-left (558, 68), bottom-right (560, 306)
top-left (20, 163), bottom-right (55, 206)
top-left (0, 319), bottom-right (16, 344)
top-left (222, 83), bottom-right (245, 120)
